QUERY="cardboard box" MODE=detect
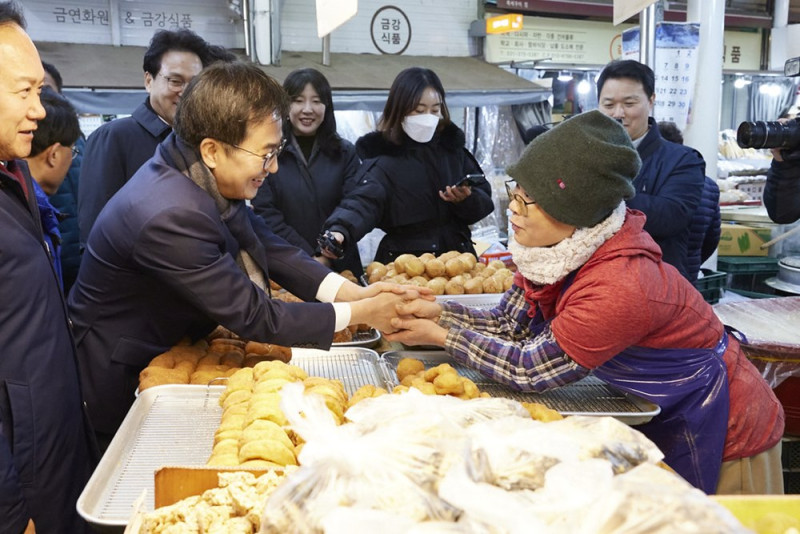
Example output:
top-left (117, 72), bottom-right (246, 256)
top-left (718, 223), bottom-right (773, 256)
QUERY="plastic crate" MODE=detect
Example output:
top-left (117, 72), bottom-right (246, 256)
top-left (692, 269), bottom-right (726, 304)
top-left (717, 256), bottom-right (780, 294)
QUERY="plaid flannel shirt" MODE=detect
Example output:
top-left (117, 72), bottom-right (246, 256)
top-left (440, 285), bottom-right (589, 392)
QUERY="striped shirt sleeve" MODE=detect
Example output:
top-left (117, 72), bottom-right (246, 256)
top-left (439, 287), bottom-right (590, 392)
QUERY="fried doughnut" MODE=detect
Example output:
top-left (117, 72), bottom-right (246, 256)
top-left (396, 358), bottom-right (426, 382)
top-left (148, 353), bottom-right (176, 369)
top-left (238, 439), bottom-right (297, 466)
top-left (240, 419), bottom-right (294, 451)
top-left (424, 363), bottom-right (456, 382)
top-left (221, 389), bottom-right (252, 410)
top-left (433, 372), bottom-right (465, 395)
top-left (405, 257), bottom-right (425, 277)
top-left (252, 361), bottom-right (307, 381)
top-left (464, 278), bottom-right (483, 294)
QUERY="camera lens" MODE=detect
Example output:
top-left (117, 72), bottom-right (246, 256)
top-left (737, 120), bottom-right (800, 149)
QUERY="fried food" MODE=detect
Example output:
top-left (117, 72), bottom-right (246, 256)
top-left (521, 402), bottom-right (563, 422)
top-left (396, 358), bottom-right (426, 382)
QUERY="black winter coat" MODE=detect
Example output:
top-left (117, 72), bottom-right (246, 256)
top-left (78, 99), bottom-right (171, 245)
top-left (324, 122), bottom-right (494, 263)
top-left (252, 135), bottom-right (363, 275)
top-left (763, 156), bottom-right (800, 224)
top-left (0, 160), bottom-right (96, 533)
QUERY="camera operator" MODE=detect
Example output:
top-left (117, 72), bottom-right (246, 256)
top-left (762, 117), bottom-right (800, 224)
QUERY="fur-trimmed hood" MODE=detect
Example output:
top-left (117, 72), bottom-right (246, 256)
top-left (356, 121), bottom-right (466, 160)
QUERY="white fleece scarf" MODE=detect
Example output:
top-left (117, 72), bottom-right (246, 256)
top-left (508, 202), bottom-right (627, 286)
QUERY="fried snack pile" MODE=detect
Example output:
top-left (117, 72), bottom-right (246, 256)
top-left (140, 469), bottom-right (291, 534)
top-left (347, 358), bottom-right (564, 423)
top-left (207, 362), bottom-right (348, 468)
top-left (138, 328), bottom-right (292, 392)
top-left (365, 251), bottom-right (514, 295)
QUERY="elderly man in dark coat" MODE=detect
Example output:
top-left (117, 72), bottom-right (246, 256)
top-left (0, 4), bottom-right (97, 533)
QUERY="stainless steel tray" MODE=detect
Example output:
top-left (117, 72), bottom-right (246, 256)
top-left (78, 348), bottom-right (388, 531)
top-left (78, 385), bottom-right (223, 533)
top-left (382, 351), bottom-right (660, 425)
top-left (435, 293), bottom-right (503, 309)
top-left (289, 347), bottom-right (390, 395)
top-left (332, 327), bottom-right (381, 348)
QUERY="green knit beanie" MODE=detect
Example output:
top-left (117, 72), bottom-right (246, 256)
top-left (507, 110), bottom-right (641, 228)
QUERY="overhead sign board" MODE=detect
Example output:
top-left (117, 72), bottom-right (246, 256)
top-left (614, 0), bottom-right (657, 26)
top-left (485, 15), bottom-right (635, 65)
top-left (316, 0), bottom-right (358, 38)
top-left (486, 14), bottom-right (523, 34)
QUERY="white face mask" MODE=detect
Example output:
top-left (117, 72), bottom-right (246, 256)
top-left (402, 113), bottom-right (440, 143)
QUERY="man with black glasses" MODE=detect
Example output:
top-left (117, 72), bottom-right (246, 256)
top-left (78, 28), bottom-right (221, 245)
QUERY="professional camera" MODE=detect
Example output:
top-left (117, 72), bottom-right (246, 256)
top-left (736, 56), bottom-right (800, 150)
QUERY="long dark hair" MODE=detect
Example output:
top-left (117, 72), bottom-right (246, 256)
top-left (379, 67), bottom-right (451, 145)
top-left (283, 68), bottom-right (343, 157)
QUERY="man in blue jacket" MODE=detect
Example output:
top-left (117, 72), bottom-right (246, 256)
top-left (0, 4), bottom-right (97, 532)
top-left (77, 28), bottom-right (218, 245)
top-left (597, 60), bottom-right (705, 281)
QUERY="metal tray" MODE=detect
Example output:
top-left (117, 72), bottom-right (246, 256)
top-left (289, 347), bottom-right (390, 395)
top-left (435, 293), bottom-right (503, 309)
top-left (78, 348), bottom-right (388, 531)
top-left (382, 351), bottom-right (660, 425)
top-left (77, 385), bottom-right (223, 533)
top-left (332, 327), bottom-right (381, 348)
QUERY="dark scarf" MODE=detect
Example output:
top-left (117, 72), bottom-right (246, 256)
top-left (159, 132), bottom-right (269, 291)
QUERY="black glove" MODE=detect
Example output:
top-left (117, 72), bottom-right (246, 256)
top-left (317, 230), bottom-right (344, 259)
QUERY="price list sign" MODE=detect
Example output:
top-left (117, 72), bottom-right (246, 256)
top-left (622, 23), bottom-right (700, 131)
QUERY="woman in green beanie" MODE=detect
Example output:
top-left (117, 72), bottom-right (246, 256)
top-left (386, 109), bottom-right (785, 496)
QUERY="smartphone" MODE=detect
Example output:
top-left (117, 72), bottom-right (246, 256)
top-left (457, 173), bottom-right (485, 187)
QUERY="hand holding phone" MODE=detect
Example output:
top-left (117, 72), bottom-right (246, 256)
top-left (457, 173), bottom-right (485, 187)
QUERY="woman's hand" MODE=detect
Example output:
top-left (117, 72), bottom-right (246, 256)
top-left (439, 184), bottom-right (472, 203)
top-left (384, 316), bottom-right (448, 346)
top-left (319, 231), bottom-right (345, 259)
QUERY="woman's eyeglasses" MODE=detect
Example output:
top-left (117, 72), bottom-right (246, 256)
top-left (505, 180), bottom-right (536, 216)
top-left (229, 138), bottom-right (287, 171)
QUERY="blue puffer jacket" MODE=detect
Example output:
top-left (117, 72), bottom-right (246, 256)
top-left (49, 135), bottom-right (84, 294)
top-left (32, 179), bottom-right (64, 288)
top-left (628, 118), bottom-right (705, 280)
top-left (686, 174), bottom-right (721, 282)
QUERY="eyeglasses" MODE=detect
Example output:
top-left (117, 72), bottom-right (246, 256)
top-left (157, 73), bottom-right (189, 92)
top-left (70, 145), bottom-right (80, 158)
top-left (229, 138), bottom-right (286, 171)
top-left (505, 180), bottom-right (536, 216)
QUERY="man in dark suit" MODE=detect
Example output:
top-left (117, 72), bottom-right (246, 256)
top-left (68, 62), bottom-right (416, 448)
top-left (0, 3), bottom-right (96, 532)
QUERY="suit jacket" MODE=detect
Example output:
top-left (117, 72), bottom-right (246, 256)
top-left (0, 160), bottom-right (95, 533)
top-left (78, 98), bottom-right (171, 245)
top-left (69, 142), bottom-right (336, 435)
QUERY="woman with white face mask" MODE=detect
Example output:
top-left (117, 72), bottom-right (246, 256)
top-left (251, 68), bottom-right (364, 276)
top-left (319, 67), bottom-right (494, 263)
